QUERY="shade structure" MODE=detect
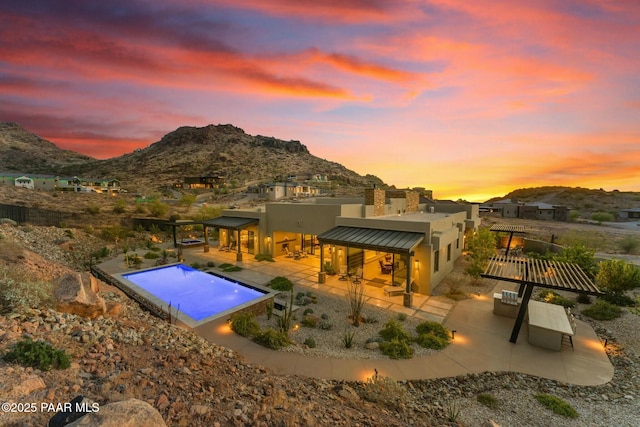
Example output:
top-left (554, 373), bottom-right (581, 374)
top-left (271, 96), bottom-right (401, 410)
top-left (204, 216), bottom-right (258, 230)
top-left (481, 255), bottom-right (602, 344)
top-left (489, 224), bottom-right (527, 233)
top-left (317, 226), bottom-right (424, 254)
top-left (482, 255), bottom-right (602, 296)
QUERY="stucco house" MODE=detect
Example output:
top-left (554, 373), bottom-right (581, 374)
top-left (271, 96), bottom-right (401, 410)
top-left (204, 188), bottom-right (480, 306)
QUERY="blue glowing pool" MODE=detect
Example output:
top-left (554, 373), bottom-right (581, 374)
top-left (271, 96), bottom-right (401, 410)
top-left (116, 264), bottom-right (273, 327)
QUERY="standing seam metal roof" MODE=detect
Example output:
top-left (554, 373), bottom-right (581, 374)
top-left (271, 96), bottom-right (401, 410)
top-left (317, 226), bottom-right (424, 253)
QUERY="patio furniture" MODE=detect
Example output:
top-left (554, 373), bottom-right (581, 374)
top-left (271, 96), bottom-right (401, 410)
top-left (284, 247), bottom-right (294, 258)
top-left (527, 300), bottom-right (574, 351)
top-left (352, 268), bottom-right (363, 284)
top-left (383, 286), bottom-right (404, 297)
top-left (562, 309), bottom-right (577, 351)
top-left (379, 259), bottom-right (392, 274)
top-left (338, 265), bottom-right (348, 281)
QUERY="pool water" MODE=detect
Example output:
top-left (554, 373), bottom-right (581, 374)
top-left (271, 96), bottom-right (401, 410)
top-left (120, 264), bottom-right (270, 326)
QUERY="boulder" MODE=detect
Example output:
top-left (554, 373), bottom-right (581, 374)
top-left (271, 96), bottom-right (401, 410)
top-left (11, 375), bottom-right (46, 397)
top-left (65, 399), bottom-right (166, 427)
top-left (54, 273), bottom-right (106, 319)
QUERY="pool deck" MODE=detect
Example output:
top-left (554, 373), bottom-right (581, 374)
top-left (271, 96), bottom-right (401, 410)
top-left (97, 244), bottom-right (614, 386)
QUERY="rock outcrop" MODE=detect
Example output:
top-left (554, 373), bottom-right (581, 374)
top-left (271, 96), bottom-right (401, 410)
top-left (54, 273), bottom-right (107, 319)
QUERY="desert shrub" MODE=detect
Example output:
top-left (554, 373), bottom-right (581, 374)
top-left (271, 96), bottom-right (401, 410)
top-left (207, 261), bottom-right (215, 268)
top-left (3, 337), bottom-right (70, 371)
top-left (0, 267), bottom-right (53, 313)
top-left (230, 312), bottom-right (261, 337)
top-left (415, 321), bottom-right (450, 340)
top-left (254, 253), bottom-right (275, 262)
top-left (477, 393), bottom-right (498, 409)
top-left (538, 290), bottom-right (575, 308)
top-left (84, 204), bottom-right (100, 215)
top-left (320, 313), bottom-right (329, 320)
top-left (302, 308), bottom-right (314, 316)
top-left (91, 246), bottom-right (111, 260)
top-left (600, 290), bottom-right (637, 307)
top-left (396, 313), bottom-right (407, 321)
top-left (190, 262), bottom-right (202, 269)
top-left (534, 393), bottom-right (578, 418)
top-left (576, 293), bottom-right (592, 304)
top-left (318, 320), bottom-right (334, 330)
top-left (147, 200), bottom-right (169, 218)
top-left (253, 328), bottom-right (291, 350)
top-left (269, 276), bottom-right (294, 292)
top-left (465, 227), bottom-right (497, 277)
top-left (361, 372), bottom-right (408, 410)
top-left (113, 199), bottom-right (127, 214)
top-left (324, 262), bottom-right (336, 275)
top-left (64, 229), bottom-right (74, 239)
top-left (619, 236), bottom-right (640, 254)
top-left (445, 401), bottom-right (461, 423)
top-left (380, 338), bottom-right (414, 359)
top-left (301, 316), bottom-right (317, 328)
top-left (379, 319), bottom-right (411, 342)
top-left (596, 259), bottom-right (640, 295)
top-left (304, 337), bottom-right (316, 348)
top-left (347, 279), bottom-right (366, 327)
top-left (415, 333), bottom-right (449, 350)
top-left (222, 265), bottom-right (242, 272)
top-left (144, 251), bottom-right (160, 259)
top-left (590, 212), bottom-right (614, 224)
top-left (582, 300), bottom-right (622, 320)
top-left (555, 244), bottom-right (597, 279)
top-left (342, 329), bottom-right (356, 348)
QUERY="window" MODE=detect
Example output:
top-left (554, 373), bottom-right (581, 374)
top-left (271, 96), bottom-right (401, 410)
top-left (447, 244), bottom-right (452, 262)
top-left (434, 250), bottom-right (440, 272)
top-left (456, 238), bottom-right (459, 249)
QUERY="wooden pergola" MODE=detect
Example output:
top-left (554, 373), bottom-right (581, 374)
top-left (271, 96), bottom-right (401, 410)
top-left (489, 224), bottom-right (527, 256)
top-left (481, 255), bottom-right (603, 343)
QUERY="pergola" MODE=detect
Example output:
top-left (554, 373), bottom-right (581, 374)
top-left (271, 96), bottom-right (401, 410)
top-left (481, 254), bottom-right (603, 343)
top-left (489, 224), bottom-right (527, 256)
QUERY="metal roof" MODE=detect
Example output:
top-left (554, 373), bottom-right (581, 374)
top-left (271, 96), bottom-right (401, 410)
top-left (481, 255), bottom-right (602, 295)
top-left (204, 216), bottom-right (259, 229)
top-left (317, 226), bottom-right (424, 254)
top-left (489, 224), bottom-right (527, 233)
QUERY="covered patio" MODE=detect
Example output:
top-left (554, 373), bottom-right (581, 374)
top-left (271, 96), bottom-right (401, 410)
top-left (317, 226), bottom-right (424, 307)
top-left (481, 254), bottom-right (603, 344)
top-left (204, 216), bottom-right (260, 261)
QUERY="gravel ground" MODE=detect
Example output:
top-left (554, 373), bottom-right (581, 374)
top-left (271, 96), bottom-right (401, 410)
top-left (254, 288), bottom-right (439, 359)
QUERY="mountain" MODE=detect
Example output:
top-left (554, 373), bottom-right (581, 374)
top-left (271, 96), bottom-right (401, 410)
top-left (486, 186), bottom-right (640, 215)
top-left (1, 123), bottom-right (386, 192)
top-left (0, 122), bottom-right (95, 173)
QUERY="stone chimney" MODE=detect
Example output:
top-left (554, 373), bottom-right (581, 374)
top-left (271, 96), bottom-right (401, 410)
top-left (364, 188), bottom-right (386, 216)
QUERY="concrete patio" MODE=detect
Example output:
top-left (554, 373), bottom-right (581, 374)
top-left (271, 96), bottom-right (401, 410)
top-left (98, 244), bottom-right (614, 386)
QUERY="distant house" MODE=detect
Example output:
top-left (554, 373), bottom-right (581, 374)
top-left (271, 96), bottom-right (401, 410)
top-left (247, 182), bottom-right (320, 200)
top-left (183, 175), bottom-right (226, 189)
top-left (619, 208), bottom-right (640, 220)
top-left (0, 172), bottom-right (121, 193)
top-left (483, 198), bottom-right (571, 222)
top-left (14, 175), bottom-right (34, 190)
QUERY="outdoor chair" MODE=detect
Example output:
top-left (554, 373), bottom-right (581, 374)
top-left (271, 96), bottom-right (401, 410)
top-left (284, 247), bottom-right (294, 258)
top-left (338, 265), bottom-right (348, 281)
top-left (352, 268), bottom-right (363, 284)
top-left (562, 310), bottom-right (577, 351)
top-left (379, 259), bottom-right (392, 274)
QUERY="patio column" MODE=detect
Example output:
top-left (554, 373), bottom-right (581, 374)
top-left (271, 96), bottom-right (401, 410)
top-left (236, 229), bottom-right (243, 261)
top-left (318, 243), bottom-right (326, 284)
top-left (172, 224), bottom-right (177, 248)
top-left (403, 252), bottom-right (413, 308)
top-left (203, 225), bottom-right (210, 252)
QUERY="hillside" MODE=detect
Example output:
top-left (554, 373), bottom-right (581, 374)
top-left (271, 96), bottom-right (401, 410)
top-left (0, 122), bottom-right (94, 173)
top-left (487, 186), bottom-right (640, 217)
top-left (0, 123), bottom-right (385, 193)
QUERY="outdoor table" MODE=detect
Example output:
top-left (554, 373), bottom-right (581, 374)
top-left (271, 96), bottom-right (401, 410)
top-left (527, 300), bottom-right (573, 351)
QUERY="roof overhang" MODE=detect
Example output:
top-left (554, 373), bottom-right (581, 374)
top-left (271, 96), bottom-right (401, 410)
top-left (204, 216), bottom-right (259, 230)
top-left (317, 226), bottom-right (424, 254)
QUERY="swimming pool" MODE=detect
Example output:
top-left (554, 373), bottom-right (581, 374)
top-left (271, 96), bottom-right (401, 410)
top-left (116, 264), bottom-right (274, 327)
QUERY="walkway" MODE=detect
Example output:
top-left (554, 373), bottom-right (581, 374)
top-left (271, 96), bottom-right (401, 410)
top-left (98, 244), bottom-right (614, 386)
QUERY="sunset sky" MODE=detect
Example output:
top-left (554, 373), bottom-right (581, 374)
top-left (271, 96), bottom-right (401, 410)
top-left (1, 1), bottom-right (639, 201)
